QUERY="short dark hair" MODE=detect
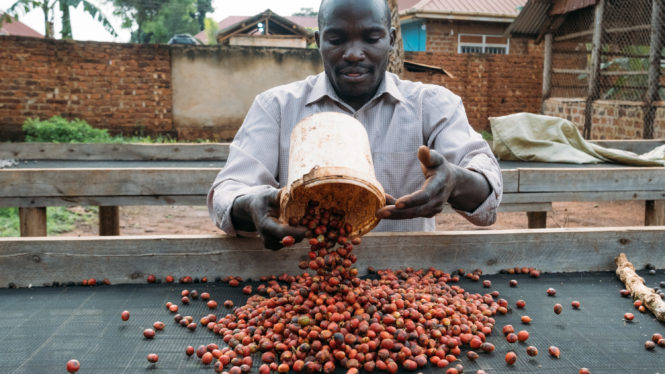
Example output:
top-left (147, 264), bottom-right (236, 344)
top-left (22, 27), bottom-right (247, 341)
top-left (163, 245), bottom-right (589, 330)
top-left (318, 0), bottom-right (392, 30)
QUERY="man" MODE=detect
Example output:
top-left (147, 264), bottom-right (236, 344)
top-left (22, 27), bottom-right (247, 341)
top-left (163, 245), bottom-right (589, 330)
top-left (208, 0), bottom-right (502, 249)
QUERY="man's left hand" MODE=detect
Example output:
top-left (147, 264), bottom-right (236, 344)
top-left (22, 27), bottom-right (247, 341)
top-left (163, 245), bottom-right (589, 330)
top-left (376, 146), bottom-right (456, 219)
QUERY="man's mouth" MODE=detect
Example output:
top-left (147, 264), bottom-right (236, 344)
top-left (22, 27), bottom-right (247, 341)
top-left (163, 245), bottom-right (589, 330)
top-left (340, 69), bottom-right (370, 82)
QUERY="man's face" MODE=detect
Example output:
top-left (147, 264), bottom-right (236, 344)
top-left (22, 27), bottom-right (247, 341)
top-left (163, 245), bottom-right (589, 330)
top-left (316, 0), bottom-right (395, 109)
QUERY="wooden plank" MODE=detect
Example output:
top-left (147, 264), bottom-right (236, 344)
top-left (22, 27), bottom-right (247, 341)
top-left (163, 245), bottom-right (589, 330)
top-left (0, 227), bottom-right (663, 287)
top-left (645, 0), bottom-right (664, 139)
top-left (584, 0), bottom-right (605, 139)
top-left (18, 207), bottom-right (46, 237)
top-left (440, 202), bottom-right (551, 214)
top-left (0, 195), bottom-right (206, 208)
top-left (0, 143), bottom-right (230, 161)
top-left (0, 168), bottom-right (220, 197)
top-left (502, 190), bottom-right (665, 203)
top-left (518, 167), bottom-right (665, 193)
top-left (542, 32), bottom-right (552, 110)
top-left (99, 206), bottom-right (120, 236)
top-left (502, 169), bottom-right (518, 193)
top-left (590, 140), bottom-right (665, 154)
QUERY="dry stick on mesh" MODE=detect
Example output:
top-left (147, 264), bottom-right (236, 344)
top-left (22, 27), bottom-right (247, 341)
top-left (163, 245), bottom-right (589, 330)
top-left (615, 253), bottom-right (665, 321)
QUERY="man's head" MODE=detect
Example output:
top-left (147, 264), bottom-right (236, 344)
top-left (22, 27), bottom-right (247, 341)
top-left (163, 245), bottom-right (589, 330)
top-left (315, 0), bottom-right (395, 110)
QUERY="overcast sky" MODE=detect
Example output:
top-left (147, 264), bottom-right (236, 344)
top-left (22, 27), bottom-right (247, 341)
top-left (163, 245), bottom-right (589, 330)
top-left (0, 0), bottom-right (321, 42)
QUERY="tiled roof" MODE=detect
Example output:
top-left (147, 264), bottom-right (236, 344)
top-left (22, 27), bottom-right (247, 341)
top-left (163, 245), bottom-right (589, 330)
top-left (399, 0), bottom-right (527, 17)
top-left (0, 13), bottom-right (43, 38)
top-left (196, 14), bottom-right (317, 44)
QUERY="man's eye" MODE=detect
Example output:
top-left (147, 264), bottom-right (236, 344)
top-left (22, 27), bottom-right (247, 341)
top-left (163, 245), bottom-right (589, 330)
top-left (366, 36), bottom-right (381, 43)
top-left (328, 38), bottom-right (343, 45)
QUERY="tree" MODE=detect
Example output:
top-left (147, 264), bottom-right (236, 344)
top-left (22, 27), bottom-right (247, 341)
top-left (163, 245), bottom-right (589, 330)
top-left (5, 0), bottom-right (116, 39)
top-left (110, 0), bottom-right (212, 43)
top-left (386, 0), bottom-right (404, 77)
top-left (142, 0), bottom-right (200, 44)
top-left (292, 7), bottom-right (317, 17)
top-left (203, 17), bottom-right (218, 45)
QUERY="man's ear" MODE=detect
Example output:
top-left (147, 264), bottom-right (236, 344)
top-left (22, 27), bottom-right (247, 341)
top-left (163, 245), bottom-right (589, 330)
top-left (315, 31), bottom-right (321, 49)
top-left (389, 27), bottom-right (396, 47)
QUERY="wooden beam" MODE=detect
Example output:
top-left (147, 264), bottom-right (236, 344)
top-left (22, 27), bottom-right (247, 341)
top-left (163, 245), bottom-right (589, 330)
top-left (518, 167), bottom-right (665, 193)
top-left (502, 190), bottom-right (665, 204)
top-left (645, 0), bottom-right (664, 139)
top-left (584, 0), bottom-right (605, 139)
top-left (527, 212), bottom-right (547, 228)
top-left (0, 195), bottom-right (206, 208)
top-left (645, 200), bottom-right (665, 226)
top-left (99, 206), bottom-right (120, 236)
top-left (0, 143), bottom-right (230, 161)
top-left (1, 227), bottom-right (663, 287)
top-left (18, 207), bottom-right (46, 237)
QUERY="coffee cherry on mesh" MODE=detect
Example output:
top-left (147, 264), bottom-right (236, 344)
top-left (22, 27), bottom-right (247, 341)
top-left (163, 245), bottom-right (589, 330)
top-left (143, 329), bottom-right (155, 339)
top-left (517, 330), bottom-right (529, 342)
top-left (547, 288), bottom-right (557, 296)
top-left (657, 338), bottom-right (665, 347)
top-left (619, 289), bottom-right (631, 297)
top-left (201, 351), bottom-right (213, 365)
top-left (186, 346), bottom-right (195, 356)
top-left (280, 235), bottom-right (295, 247)
top-left (579, 368), bottom-right (590, 374)
top-left (503, 324), bottom-right (515, 336)
top-left (554, 304), bottom-right (563, 315)
top-left (505, 351), bottom-right (517, 365)
top-left (229, 279), bottom-right (240, 287)
top-left (521, 316), bottom-right (532, 324)
top-left (548, 346), bottom-right (560, 358)
top-left (526, 346), bottom-right (538, 357)
top-left (624, 312), bottom-right (635, 321)
top-left (482, 280), bottom-right (491, 288)
top-left (653, 333), bottom-right (664, 343)
top-left (200, 292), bottom-right (210, 301)
top-left (645, 340), bottom-right (656, 350)
top-left (242, 285), bottom-right (252, 295)
top-left (187, 322), bottom-right (197, 330)
top-left (529, 269), bottom-right (540, 278)
top-left (153, 321), bottom-right (165, 330)
top-left (181, 296), bottom-right (190, 304)
top-left (169, 304), bottom-right (178, 313)
top-left (506, 333), bottom-right (518, 343)
top-left (147, 353), bottom-right (159, 363)
top-left (516, 299), bottom-right (526, 309)
top-left (66, 359), bottom-right (80, 373)
top-left (223, 299), bottom-right (234, 308)
top-left (509, 279), bottom-right (518, 287)
top-left (480, 342), bottom-right (495, 352)
top-left (207, 300), bottom-right (218, 309)
top-left (165, 275), bottom-right (174, 283)
top-left (147, 274), bottom-right (156, 283)
top-left (638, 305), bottom-right (646, 313)
top-left (466, 351), bottom-right (479, 360)
top-left (121, 310), bottom-right (130, 321)
top-left (571, 300), bottom-right (581, 309)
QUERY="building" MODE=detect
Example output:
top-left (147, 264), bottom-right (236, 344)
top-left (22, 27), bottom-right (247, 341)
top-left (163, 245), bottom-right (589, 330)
top-left (0, 12), bottom-right (43, 38)
top-left (399, 0), bottom-right (532, 54)
top-left (195, 10), bottom-right (316, 48)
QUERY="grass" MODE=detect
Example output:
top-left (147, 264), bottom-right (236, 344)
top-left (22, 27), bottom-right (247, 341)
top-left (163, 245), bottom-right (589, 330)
top-left (0, 207), bottom-right (98, 237)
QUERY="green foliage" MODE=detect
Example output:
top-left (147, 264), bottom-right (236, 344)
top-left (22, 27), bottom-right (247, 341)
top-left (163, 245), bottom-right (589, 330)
top-left (292, 7), bottom-right (317, 16)
top-left (23, 116), bottom-right (115, 143)
top-left (479, 130), bottom-right (493, 142)
top-left (0, 207), bottom-right (97, 237)
top-left (143, 0), bottom-right (200, 43)
top-left (204, 17), bottom-right (218, 45)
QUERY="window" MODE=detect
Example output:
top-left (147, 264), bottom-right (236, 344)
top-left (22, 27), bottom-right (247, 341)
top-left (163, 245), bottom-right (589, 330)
top-left (458, 34), bottom-right (509, 54)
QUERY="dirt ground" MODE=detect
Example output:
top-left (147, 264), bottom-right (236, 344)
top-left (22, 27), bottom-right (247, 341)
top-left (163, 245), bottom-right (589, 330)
top-left (59, 200), bottom-right (646, 236)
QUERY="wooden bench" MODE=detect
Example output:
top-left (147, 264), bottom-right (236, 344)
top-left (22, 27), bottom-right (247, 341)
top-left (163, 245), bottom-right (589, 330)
top-left (2, 141), bottom-right (664, 236)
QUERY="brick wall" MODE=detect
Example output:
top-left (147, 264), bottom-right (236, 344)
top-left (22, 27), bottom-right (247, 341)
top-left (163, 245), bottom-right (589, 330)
top-left (0, 36), bottom-right (173, 140)
top-left (404, 51), bottom-right (544, 131)
top-left (544, 98), bottom-right (665, 139)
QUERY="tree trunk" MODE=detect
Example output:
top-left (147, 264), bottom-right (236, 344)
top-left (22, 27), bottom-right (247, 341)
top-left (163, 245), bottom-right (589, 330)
top-left (387, 0), bottom-right (404, 77)
top-left (60, 0), bottom-right (72, 39)
top-left (42, 1), bottom-right (53, 38)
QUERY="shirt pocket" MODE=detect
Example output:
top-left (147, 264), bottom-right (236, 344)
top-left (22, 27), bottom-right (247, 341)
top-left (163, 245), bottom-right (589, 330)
top-left (372, 151), bottom-right (425, 199)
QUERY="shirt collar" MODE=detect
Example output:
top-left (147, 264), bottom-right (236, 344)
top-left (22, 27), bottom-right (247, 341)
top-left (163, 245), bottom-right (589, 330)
top-left (306, 71), bottom-right (405, 108)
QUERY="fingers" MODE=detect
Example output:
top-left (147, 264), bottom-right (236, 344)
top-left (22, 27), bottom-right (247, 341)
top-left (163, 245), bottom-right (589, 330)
top-left (377, 196), bottom-right (446, 220)
top-left (259, 217), bottom-right (307, 250)
top-left (417, 146), bottom-right (445, 171)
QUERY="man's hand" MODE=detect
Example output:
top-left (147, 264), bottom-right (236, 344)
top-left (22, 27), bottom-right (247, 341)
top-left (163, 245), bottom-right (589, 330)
top-left (231, 187), bottom-right (307, 250)
top-left (376, 146), bottom-right (491, 220)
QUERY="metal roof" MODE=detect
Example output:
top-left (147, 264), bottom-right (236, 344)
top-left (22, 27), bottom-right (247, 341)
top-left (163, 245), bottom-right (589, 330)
top-left (0, 12), bottom-right (43, 38)
top-left (505, 0), bottom-right (551, 37)
top-left (399, 0), bottom-right (527, 20)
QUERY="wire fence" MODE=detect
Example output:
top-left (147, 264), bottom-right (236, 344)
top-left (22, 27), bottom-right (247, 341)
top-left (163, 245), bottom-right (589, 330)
top-left (549, 0), bottom-right (664, 137)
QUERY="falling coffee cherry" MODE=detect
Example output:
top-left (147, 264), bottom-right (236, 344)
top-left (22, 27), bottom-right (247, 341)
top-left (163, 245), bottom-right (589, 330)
top-left (66, 359), bottom-right (80, 373)
top-left (147, 353), bottom-right (159, 363)
top-left (280, 235), bottom-right (295, 246)
top-left (554, 304), bottom-right (563, 315)
top-left (548, 346), bottom-right (561, 358)
top-left (121, 310), bottom-right (130, 321)
top-left (505, 351), bottom-right (517, 365)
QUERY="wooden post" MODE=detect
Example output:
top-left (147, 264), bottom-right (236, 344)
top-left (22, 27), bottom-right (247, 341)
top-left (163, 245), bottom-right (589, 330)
top-left (527, 212), bottom-right (547, 229)
top-left (542, 33), bottom-right (553, 114)
top-left (584, 0), bottom-right (605, 139)
top-left (19, 207), bottom-right (47, 237)
top-left (645, 200), bottom-right (665, 226)
top-left (99, 206), bottom-right (120, 236)
top-left (644, 0), bottom-right (664, 139)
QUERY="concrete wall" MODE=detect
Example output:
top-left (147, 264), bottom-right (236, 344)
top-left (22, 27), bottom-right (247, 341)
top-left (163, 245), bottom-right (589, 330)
top-left (171, 46), bottom-right (322, 139)
top-left (229, 35), bottom-right (307, 48)
top-left (543, 98), bottom-right (665, 139)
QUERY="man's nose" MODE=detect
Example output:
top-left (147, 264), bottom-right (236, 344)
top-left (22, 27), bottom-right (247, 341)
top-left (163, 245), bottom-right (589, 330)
top-left (343, 42), bottom-right (365, 61)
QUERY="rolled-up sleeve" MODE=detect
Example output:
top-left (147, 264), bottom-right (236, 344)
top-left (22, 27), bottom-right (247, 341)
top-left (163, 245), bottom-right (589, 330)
top-left (207, 95), bottom-right (281, 236)
top-left (424, 87), bottom-right (503, 226)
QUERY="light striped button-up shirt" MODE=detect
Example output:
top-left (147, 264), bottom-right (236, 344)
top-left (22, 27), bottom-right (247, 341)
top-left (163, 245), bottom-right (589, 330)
top-left (208, 72), bottom-right (502, 235)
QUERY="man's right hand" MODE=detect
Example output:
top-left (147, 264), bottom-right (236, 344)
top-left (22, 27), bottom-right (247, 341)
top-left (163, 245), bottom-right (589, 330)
top-left (231, 187), bottom-right (307, 250)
